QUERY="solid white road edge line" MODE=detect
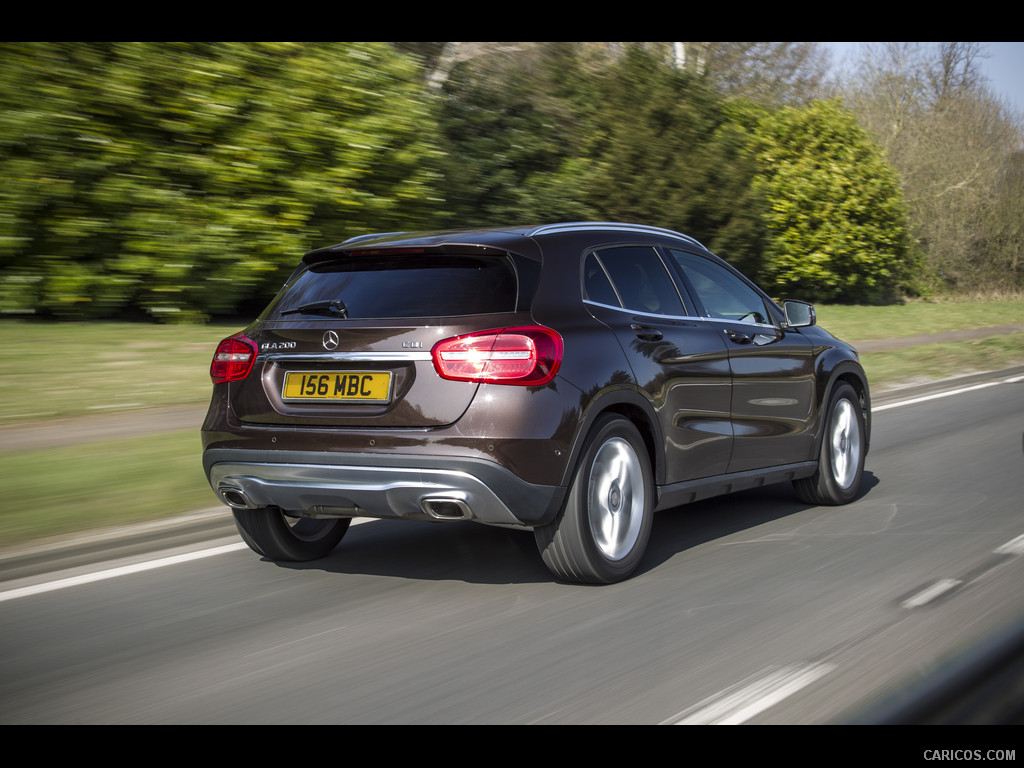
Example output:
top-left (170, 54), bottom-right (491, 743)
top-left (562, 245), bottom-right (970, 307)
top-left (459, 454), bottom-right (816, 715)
top-left (0, 543), bottom-right (248, 603)
top-left (873, 381), bottom-right (999, 412)
top-left (0, 517), bottom-right (378, 603)
top-left (873, 374), bottom-right (1022, 413)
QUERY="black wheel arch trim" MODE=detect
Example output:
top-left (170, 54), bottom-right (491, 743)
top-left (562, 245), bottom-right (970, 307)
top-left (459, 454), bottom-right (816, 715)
top-left (561, 387), bottom-right (666, 489)
top-left (816, 360), bottom-right (872, 456)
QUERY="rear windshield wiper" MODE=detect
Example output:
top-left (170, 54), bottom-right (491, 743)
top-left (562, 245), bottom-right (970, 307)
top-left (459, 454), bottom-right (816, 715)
top-left (280, 299), bottom-right (348, 318)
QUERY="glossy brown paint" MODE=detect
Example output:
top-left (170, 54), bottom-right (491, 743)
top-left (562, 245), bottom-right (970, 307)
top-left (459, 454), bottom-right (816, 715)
top-left (231, 320), bottom-right (523, 429)
top-left (584, 303), bottom-right (735, 483)
top-left (205, 225), bottom-right (866, 495)
top-left (203, 222), bottom-right (870, 582)
top-left (712, 322), bottom-right (818, 472)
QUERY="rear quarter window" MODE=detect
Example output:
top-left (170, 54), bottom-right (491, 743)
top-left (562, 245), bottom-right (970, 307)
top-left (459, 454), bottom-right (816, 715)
top-left (583, 246), bottom-right (686, 316)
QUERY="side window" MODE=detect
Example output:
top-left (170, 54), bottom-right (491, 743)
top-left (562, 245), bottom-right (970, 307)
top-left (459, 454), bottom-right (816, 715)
top-left (583, 252), bottom-right (620, 307)
top-left (585, 246), bottom-right (686, 316)
top-left (668, 249), bottom-right (771, 324)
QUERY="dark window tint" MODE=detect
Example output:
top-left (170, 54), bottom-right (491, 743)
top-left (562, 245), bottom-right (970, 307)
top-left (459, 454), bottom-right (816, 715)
top-left (669, 249), bottom-right (771, 324)
top-left (271, 254), bottom-right (517, 319)
top-left (583, 252), bottom-right (620, 306)
top-left (586, 246), bottom-right (685, 316)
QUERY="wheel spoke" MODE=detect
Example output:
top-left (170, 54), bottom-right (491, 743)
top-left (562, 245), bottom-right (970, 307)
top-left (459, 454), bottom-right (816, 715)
top-left (829, 399), bottom-right (860, 489)
top-left (588, 437), bottom-right (645, 561)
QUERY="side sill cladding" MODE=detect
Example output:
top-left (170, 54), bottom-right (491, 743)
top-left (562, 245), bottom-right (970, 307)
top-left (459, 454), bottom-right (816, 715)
top-left (655, 462), bottom-right (819, 512)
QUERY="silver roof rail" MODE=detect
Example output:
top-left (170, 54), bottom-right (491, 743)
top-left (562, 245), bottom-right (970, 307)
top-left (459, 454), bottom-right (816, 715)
top-left (335, 222), bottom-right (706, 249)
top-left (338, 231), bottom-right (409, 246)
top-left (527, 221), bottom-right (705, 248)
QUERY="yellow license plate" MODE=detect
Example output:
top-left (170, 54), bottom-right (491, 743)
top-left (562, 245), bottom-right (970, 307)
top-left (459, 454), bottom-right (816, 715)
top-left (283, 371), bottom-right (392, 402)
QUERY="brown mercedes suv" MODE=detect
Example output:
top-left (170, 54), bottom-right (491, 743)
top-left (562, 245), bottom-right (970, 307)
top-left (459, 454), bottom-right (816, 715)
top-left (202, 222), bottom-right (870, 583)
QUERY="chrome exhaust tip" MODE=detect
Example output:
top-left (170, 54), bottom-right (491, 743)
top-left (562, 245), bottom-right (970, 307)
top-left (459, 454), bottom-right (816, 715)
top-left (421, 497), bottom-right (473, 520)
top-left (218, 485), bottom-right (253, 509)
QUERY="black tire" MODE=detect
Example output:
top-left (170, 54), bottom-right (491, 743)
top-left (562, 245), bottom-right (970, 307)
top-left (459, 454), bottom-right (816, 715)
top-left (232, 508), bottom-right (350, 561)
top-left (795, 382), bottom-right (866, 506)
top-left (535, 415), bottom-right (654, 584)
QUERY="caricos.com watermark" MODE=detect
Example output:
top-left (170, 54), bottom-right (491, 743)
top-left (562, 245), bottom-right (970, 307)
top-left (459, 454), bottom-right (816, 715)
top-left (924, 751), bottom-right (1016, 762)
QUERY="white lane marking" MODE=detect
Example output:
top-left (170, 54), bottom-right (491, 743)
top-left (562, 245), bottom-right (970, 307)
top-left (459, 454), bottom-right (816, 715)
top-left (873, 379), bottom-right (1011, 412)
top-left (0, 543), bottom-right (249, 603)
top-left (671, 663), bottom-right (836, 725)
top-left (0, 517), bottom-right (378, 603)
top-left (901, 578), bottom-right (963, 609)
top-left (995, 534), bottom-right (1024, 556)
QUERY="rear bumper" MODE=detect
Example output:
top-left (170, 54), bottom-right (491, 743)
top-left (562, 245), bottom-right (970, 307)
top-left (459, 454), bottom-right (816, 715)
top-left (203, 448), bottom-right (564, 528)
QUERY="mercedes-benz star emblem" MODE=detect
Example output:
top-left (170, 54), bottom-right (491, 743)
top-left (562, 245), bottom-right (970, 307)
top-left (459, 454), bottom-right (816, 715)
top-left (322, 330), bottom-right (339, 350)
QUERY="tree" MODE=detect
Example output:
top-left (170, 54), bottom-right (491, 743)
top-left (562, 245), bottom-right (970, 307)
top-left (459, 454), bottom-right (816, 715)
top-left (583, 44), bottom-right (766, 274)
top-left (0, 42), bottom-right (443, 320)
top-left (753, 99), bottom-right (917, 303)
top-left (433, 42), bottom-right (598, 226)
top-left (671, 42), bottom-right (833, 106)
top-left (842, 42), bottom-right (1024, 293)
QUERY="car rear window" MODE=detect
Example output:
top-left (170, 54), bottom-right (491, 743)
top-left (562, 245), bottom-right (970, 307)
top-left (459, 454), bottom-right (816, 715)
top-left (269, 254), bottom-right (519, 320)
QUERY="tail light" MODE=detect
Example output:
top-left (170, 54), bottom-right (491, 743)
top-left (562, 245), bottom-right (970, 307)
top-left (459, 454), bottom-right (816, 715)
top-left (432, 326), bottom-right (562, 386)
top-left (210, 333), bottom-right (257, 383)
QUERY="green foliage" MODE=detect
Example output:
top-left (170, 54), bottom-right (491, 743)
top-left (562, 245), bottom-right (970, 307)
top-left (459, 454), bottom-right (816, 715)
top-left (1, 43), bottom-right (1004, 321)
top-left (436, 43), bottom-right (597, 225)
top-left (0, 42), bottom-right (442, 320)
top-left (752, 99), bottom-right (919, 303)
top-left (582, 45), bottom-right (766, 276)
top-left (0, 429), bottom-right (213, 544)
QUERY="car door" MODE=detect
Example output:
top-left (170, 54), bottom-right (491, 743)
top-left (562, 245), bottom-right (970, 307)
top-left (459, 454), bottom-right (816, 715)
top-left (666, 248), bottom-right (816, 473)
top-left (582, 244), bottom-right (734, 483)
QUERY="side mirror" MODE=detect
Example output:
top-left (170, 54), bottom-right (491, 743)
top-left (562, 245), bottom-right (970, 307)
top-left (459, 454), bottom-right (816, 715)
top-left (783, 300), bottom-right (816, 328)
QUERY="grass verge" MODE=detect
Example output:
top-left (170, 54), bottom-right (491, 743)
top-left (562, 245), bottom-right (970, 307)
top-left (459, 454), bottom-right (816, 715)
top-left (814, 300), bottom-right (1024, 342)
top-left (0, 430), bottom-right (215, 546)
top-left (0, 320), bottom-right (239, 424)
top-left (861, 332), bottom-right (1024, 391)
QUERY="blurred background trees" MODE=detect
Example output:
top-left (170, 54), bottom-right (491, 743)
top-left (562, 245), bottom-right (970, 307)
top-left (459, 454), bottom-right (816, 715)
top-left (0, 42), bottom-right (441, 320)
top-left (752, 99), bottom-right (918, 303)
top-left (1, 41), bottom-right (1021, 321)
top-left (839, 42), bottom-right (1024, 295)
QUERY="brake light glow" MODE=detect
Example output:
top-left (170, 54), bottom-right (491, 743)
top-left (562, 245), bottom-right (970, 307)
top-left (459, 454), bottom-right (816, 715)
top-left (210, 333), bottom-right (257, 383)
top-left (432, 326), bottom-right (562, 386)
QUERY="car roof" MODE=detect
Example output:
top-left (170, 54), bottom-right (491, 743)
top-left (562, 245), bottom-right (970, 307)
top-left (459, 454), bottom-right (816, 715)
top-left (304, 222), bottom-right (708, 265)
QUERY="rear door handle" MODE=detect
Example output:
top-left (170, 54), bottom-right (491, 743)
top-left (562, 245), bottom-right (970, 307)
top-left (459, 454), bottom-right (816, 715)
top-left (631, 324), bottom-right (663, 342)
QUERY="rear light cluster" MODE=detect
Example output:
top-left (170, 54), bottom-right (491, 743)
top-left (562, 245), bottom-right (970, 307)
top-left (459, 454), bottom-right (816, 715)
top-left (432, 326), bottom-right (562, 386)
top-left (210, 333), bottom-right (257, 383)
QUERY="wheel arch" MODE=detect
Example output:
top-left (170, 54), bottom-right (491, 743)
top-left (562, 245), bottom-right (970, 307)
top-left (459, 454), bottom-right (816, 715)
top-left (559, 390), bottom-right (664, 489)
top-left (817, 360), bottom-right (872, 456)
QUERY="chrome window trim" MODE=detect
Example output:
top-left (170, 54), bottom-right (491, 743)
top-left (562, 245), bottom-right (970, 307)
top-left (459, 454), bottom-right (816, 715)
top-left (263, 351), bottom-right (433, 363)
top-left (582, 298), bottom-right (781, 330)
top-left (582, 298), bottom-right (708, 325)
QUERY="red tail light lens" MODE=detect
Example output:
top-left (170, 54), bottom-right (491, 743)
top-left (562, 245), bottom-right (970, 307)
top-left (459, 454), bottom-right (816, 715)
top-left (432, 326), bottom-right (562, 386)
top-left (210, 333), bottom-right (257, 383)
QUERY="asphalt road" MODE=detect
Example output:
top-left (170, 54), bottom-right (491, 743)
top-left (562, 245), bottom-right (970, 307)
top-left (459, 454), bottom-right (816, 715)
top-left (1, 366), bottom-right (1022, 724)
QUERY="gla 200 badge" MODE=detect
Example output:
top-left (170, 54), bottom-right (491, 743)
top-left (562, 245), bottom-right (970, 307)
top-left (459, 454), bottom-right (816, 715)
top-left (261, 341), bottom-right (297, 350)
